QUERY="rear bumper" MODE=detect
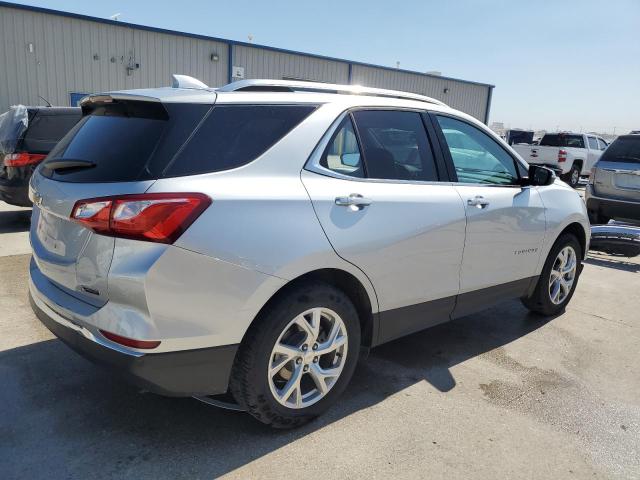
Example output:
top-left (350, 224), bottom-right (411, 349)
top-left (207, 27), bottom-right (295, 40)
top-left (29, 284), bottom-right (238, 397)
top-left (585, 186), bottom-right (640, 221)
top-left (0, 170), bottom-right (31, 206)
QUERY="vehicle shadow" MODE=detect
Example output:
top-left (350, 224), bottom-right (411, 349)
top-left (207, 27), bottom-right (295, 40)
top-left (584, 255), bottom-right (640, 273)
top-left (0, 209), bottom-right (31, 233)
top-left (0, 299), bottom-right (553, 479)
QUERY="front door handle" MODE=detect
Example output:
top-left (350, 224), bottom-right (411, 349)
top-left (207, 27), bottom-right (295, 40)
top-left (467, 196), bottom-right (490, 209)
top-left (335, 193), bottom-right (372, 210)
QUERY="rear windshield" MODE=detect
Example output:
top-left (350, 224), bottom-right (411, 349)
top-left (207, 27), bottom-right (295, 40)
top-left (539, 134), bottom-right (585, 149)
top-left (40, 102), bottom-right (315, 182)
top-left (22, 112), bottom-right (81, 153)
top-left (600, 136), bottom-right (640, 164)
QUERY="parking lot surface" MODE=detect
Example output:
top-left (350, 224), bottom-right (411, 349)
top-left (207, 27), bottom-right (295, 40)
top-left (0, 200), bottom-right (638, 479)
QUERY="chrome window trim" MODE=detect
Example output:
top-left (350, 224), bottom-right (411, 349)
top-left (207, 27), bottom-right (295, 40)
top-left (452, 182), bottom-right (533, 189)
top-left (303, 107), bottom-right (453, 186)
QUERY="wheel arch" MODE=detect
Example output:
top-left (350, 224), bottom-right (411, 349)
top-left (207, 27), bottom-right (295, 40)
top-left (243, 268), bottom-right (379, 350)
top-left (242, 268), bottom-right (379, 354)
top-left (559, 221), bottom-right (588, 259)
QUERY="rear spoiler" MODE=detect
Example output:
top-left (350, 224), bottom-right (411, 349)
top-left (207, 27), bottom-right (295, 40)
top-left (79, 94), bottom-right (168, 120)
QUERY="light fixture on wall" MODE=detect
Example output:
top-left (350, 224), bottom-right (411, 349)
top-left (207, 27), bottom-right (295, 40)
top-left (27, 43), bottom-right (34, 53)
top-left (93, 54), bottom-right (100, 61)
top-left (210, 53), bottom-right (219, 62)
top-left (443, 87), bottom-right (450, 94)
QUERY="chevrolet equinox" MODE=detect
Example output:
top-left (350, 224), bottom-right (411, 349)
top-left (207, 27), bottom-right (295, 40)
top-left (29, 77), bottom-right (590, 428)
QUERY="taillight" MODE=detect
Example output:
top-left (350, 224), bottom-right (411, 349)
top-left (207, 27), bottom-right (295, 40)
top-left (3, 153), bottom-right (47, 167)
top-left (99, 330), bottom-right (161, 349)
top-left (71, 193), bottom-right (211, 244)
top-left (588, 167), bottom-right (597, 185)
top-left (558, 149), bottom-right (567, 163)
top-left (72, 200), bottom-right (112, 233)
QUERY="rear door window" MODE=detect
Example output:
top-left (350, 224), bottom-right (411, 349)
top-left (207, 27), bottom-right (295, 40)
top-left (320, 117), bottom-right (364, 178)
top-left (164, 105), bottom-right (316, 177)
top-left (352, 110), bottom-right (438, 181)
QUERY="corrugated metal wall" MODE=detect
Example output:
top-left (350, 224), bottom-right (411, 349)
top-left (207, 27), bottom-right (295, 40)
top-left (0, 5), bottom-right (228, 109)
top-left (233, 45), bottom-right (349, 84)
top-left (0, 3), bottom-right (492, 121)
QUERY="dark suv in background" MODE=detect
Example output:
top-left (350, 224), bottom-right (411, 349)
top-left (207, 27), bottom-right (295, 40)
top-left (586, 134), bottom-right (640, 224)
top-left (0, 106), bottom-right (81, 207)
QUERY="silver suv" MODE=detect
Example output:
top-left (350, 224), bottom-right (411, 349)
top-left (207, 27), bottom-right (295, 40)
top-left (29, 78), bottom-right (589, 428)
top-left (586, 134), bottom-right (640, 224)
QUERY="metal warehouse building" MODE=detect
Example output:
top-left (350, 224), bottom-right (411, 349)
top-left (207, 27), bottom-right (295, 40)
top-left (0, 1), bottom-right (494, 122)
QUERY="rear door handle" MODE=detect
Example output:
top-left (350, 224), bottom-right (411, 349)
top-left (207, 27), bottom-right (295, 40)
top-left (467, 196), bottom-right (490, 209)
top-left (335, 193), bottom-right (372, 210)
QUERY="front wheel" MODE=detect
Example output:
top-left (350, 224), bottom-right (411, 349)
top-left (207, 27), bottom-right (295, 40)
top-left (229, 282), bottom-right (361, 428)
top-left (522, 233), bottom-right (582, 316)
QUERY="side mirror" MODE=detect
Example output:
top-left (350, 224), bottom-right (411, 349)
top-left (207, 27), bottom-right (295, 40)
top-left (341, 153), bottom-right (361, 167)
top-left (526, 164), bottom-right (555, 186)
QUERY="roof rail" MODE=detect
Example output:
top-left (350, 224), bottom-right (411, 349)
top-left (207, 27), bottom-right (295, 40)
top-left (217, 79), bottom-right (447, 107)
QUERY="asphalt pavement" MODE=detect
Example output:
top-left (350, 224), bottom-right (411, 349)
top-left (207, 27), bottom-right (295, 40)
top-left (0, 201), bottom-right (638, 479)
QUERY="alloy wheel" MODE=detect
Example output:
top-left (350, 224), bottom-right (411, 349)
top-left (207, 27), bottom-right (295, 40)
top-left (571, 168), bottom-right (580, 185)
top-left (268, 307), bottom-right (348, 409)
top-left (548, 246), bottom-right (577, 305)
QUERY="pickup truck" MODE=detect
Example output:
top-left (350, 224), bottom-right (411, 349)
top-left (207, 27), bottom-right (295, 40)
top-left (513, 132), bottom-right (608, 188)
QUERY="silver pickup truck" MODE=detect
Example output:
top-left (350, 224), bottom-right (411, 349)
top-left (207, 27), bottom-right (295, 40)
top-left (513, 133), bottom-right (608, 188)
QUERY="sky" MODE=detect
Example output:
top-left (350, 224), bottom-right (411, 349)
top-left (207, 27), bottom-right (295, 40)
top-left (10, 0), bottom-right (640, 133)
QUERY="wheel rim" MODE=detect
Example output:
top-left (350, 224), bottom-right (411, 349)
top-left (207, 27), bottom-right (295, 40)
top-left (548, 246), bottom-right (577, 305)
top-left (268, 307), bottom-right (348, 409)
top-left (571, 168), bottom-right (579, 185)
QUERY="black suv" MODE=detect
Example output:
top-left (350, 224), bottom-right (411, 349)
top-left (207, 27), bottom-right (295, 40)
top-left (0, 106), bottom-right (81, 207)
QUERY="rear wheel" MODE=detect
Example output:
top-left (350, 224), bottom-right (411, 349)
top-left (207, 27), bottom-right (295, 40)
top-left (229, 282), bottom-right (360, 428)
top-left (562, 163), bottom-right (581, 188)
top-left (522, 233), bottom-right (582, 316)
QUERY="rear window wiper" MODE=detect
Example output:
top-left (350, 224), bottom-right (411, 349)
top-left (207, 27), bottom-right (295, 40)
top-left (42, 158), bottom-right (96, 171)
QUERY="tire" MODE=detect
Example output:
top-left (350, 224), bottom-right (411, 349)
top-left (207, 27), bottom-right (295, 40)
top-left (561, 163), bottom-right (581, 188)
top-left (522, 233), bottom-right (582, 316)
top-left (229, 282), bottom-right (361, 428)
